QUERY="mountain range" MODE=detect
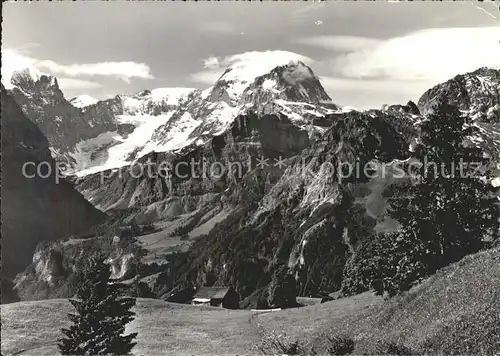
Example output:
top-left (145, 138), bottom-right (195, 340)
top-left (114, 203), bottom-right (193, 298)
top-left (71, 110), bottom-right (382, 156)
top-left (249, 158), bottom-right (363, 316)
top-left (2, 57), bottom-right (500, 305)
top-left (7, 60), bottom-right (341, 177)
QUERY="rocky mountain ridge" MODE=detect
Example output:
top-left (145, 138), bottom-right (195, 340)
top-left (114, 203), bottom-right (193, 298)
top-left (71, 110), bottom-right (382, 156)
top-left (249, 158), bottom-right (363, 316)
top-left (167, 109), bottom-right (413, 303)
top-left (6, 64), bottom-right (500, 305)
top-left (7, 60), bottom-right (343, 178)
top-left (418, 67), bottom-right (500, 122)
top-left (417, 67), bottom-right (500, 182)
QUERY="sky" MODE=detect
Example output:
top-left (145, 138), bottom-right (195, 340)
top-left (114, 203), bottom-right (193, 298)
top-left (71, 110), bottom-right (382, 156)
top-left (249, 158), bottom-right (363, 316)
top-left (2, 1), bottom-right (499, 109)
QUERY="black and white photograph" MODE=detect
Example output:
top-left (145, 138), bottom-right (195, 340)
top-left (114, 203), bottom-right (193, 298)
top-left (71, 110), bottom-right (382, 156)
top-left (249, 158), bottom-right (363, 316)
top-left (1, 1), bottom-right (499, 355)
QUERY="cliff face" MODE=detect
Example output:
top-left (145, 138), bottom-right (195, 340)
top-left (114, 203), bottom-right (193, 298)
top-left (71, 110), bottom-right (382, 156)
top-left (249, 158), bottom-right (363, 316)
top-left (418, 67), bottom-right (500, 123)
top-left (12, 235), bottom-right (144, 301)
top-left (1, 87), bottom-right (106, 279)
top-left (7, 69), bottom-right (120, 160)
top-left (168, 109), bottom-right (412, 303)
top-left (418, 67), bottom-right (500, 182)
top-left (74, 110), bottom-right (321, 228)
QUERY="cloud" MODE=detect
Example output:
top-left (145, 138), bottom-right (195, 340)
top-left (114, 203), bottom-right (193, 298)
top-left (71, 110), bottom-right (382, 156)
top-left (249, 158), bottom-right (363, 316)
top-left (188, 54), bottom-right (224, 84)
top-left (35, 60), bottom-right (153, 82)
top-left (203, 56), bottom-right (220, 69)
top-left (319, 76), bottom-right (434, 109)
top-left (1, 48), bottom-right (154, 86)
top-left (188, 50), bottom-right (314, 85)
top-left (295, 35), bottom-right (382, 52)
top-left (188, 70), bottom-right (223, 85)
top-left (327, 27), bottom-right (500, 82)
top-left (1, 49), bottom-right (37, 85)
top-left (57, 78), bottom-right (103, 90)
top-left (295, 27), bottom-right (500, 108)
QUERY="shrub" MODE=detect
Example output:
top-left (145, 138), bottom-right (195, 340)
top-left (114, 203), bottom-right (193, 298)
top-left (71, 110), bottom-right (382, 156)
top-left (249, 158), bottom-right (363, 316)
top-left (342, 231), bottom-right (427, 298)
top-left (373, 341), bottom-right (415, 355)
top-left (327, 335), bottom-right (355, 355)
top-left (257, 331), bottom-right (313, 355)
top-left (130, 278), bottom-right (154, 298)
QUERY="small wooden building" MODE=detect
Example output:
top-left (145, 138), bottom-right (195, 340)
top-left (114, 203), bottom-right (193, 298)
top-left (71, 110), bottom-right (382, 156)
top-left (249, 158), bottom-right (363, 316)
top-left (191, 286), bottom-right (239, 309)
top-left (296, 297), bottom-right (325, 307)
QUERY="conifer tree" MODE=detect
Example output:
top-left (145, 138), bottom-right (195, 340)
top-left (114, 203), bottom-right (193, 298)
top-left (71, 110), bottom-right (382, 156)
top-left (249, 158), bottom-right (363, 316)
top-left (385, 100), bottom-right (499, 293)
top-left (267, 264), bottom-right (297, 308)
top-left (58, 251), bottom-right (138, 355)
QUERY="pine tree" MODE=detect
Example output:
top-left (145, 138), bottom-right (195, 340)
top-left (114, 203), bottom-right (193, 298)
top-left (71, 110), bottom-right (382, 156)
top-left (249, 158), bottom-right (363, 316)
top-left (58, 251), bottom-right (138, 355)
top-left (267, 264), bottom-right (297, 308)
top-left (386, 100), bottom-right (499, 293)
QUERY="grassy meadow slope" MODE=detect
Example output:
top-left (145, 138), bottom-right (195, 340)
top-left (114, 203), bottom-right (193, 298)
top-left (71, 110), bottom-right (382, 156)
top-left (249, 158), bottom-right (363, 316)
top-left (257, 247), bottom-right (500, 355)
top-left (2, 247), bottom-right (499, 355)
top-left (1, 299), bottom-right (262, 356)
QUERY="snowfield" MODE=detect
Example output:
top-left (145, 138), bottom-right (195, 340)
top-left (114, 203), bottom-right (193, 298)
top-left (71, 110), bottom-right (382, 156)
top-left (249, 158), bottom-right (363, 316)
top-left (121, 88), bottom-right (195, 114)
top-left (69, 95), bottom-right (98, 108)
top-left (74, 113), bottom-right (177, 176)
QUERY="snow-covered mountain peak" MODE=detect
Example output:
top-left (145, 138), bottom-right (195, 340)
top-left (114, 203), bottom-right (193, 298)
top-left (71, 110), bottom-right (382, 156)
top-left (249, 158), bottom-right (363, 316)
top-left (69, 95), bottom-right (99, 108)
top-left (243, 61), bottom-right (332, 104)
top-left (218, 57), bottom-right (306, 85)
top-left (208, 57), bottom-right (330, 106)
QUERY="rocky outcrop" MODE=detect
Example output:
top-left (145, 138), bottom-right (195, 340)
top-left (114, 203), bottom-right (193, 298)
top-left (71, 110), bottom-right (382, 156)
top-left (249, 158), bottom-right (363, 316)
top-left (383, 100), bottom-right (420, 116)
top-left (7, 69), bottom-right (120, 160)
top-left (1, 86), bottom-right (106, 279)
top-left (418, 67), bottom-right (500, 122)
top-left (12, 235), bottom-right (145, 301)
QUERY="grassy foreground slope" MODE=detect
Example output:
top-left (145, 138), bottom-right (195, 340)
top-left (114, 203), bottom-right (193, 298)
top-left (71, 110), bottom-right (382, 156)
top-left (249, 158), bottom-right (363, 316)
top-left (257, 247), bottom-right (500, 354)
top-left (2, 247), bottom-right (499, 355)
top-left (1, 299), bottom-right (262, 356)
